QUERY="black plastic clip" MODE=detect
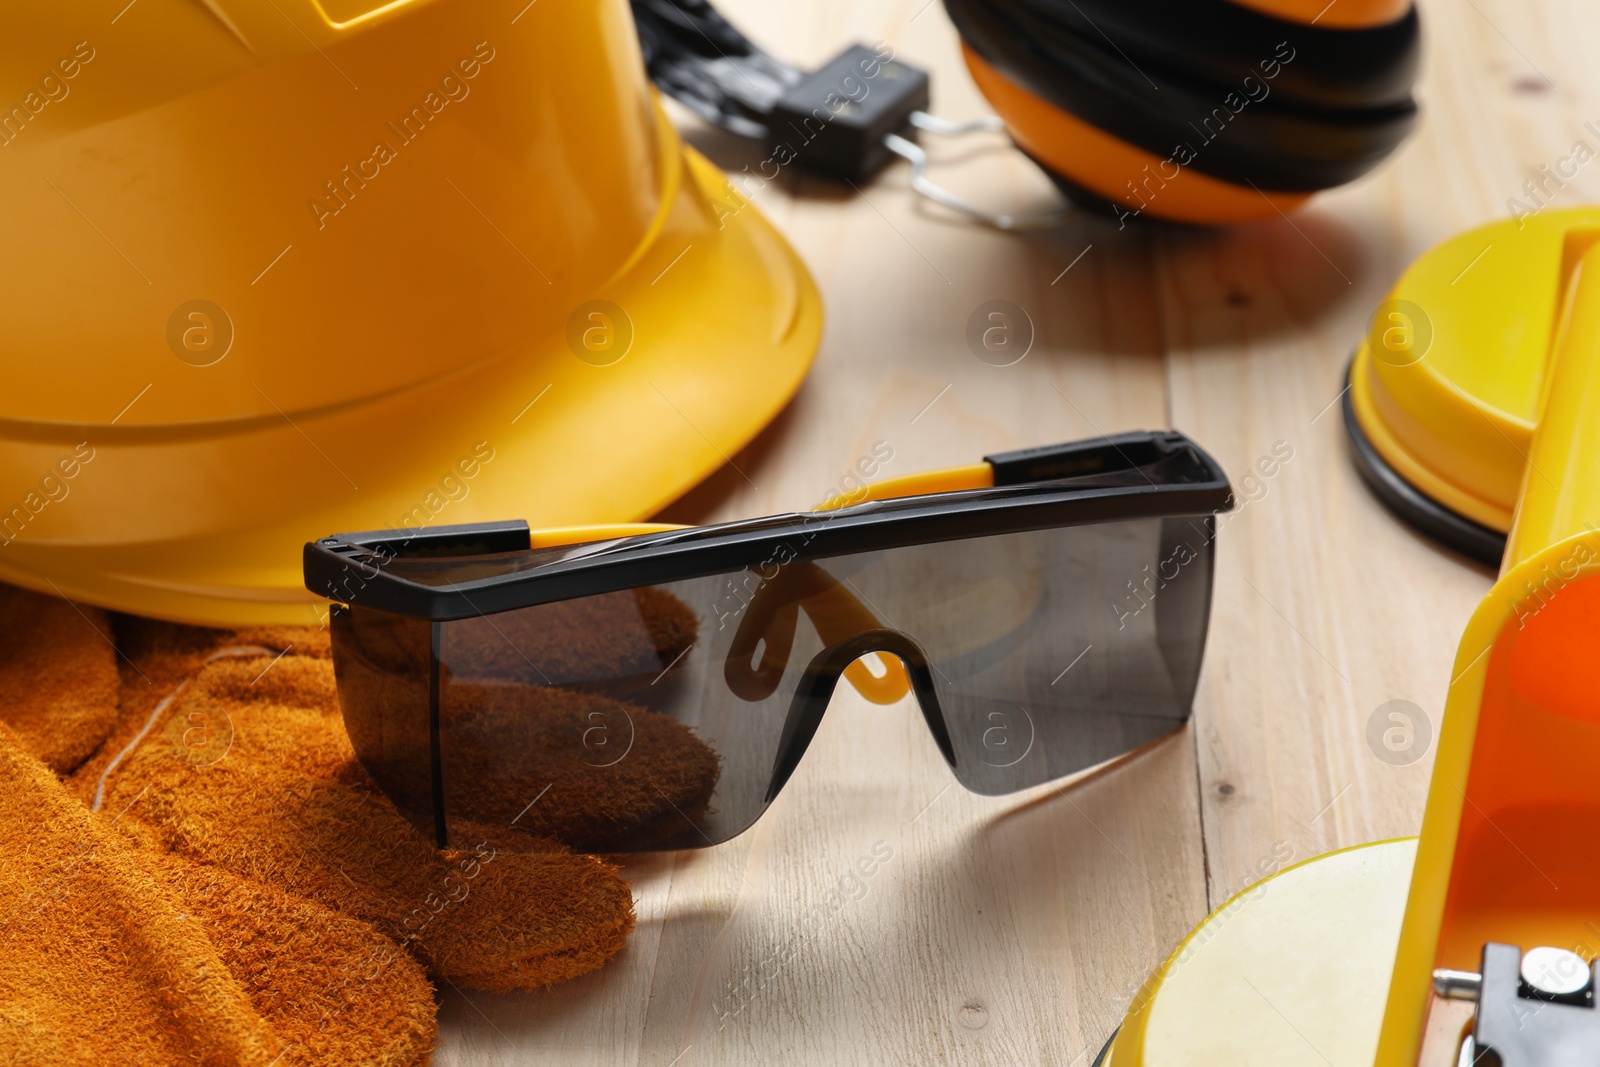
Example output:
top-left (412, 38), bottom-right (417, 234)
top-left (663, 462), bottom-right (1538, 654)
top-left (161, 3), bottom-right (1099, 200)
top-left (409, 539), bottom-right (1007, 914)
top-left (1436, 942), bottom-right (1600, 1065)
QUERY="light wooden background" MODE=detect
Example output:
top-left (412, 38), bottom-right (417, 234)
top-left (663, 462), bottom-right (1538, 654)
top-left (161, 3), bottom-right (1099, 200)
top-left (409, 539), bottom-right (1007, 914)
top-left (440, 1), bottom-right (1592, 1063)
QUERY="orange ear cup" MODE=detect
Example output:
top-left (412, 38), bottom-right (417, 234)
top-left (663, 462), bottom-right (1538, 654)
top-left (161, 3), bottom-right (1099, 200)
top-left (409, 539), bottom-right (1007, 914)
top-left (945, 0), bottom-right (1419, 225)
top-left (961, 45), bottom-right (1312, 225)
top-left (1231, 0), bottom-right (1408, 28)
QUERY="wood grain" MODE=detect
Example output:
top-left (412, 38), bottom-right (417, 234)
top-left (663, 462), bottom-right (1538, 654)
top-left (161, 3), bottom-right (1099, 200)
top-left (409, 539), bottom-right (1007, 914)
top-left (440, 0), bottom-right (1594, 1062)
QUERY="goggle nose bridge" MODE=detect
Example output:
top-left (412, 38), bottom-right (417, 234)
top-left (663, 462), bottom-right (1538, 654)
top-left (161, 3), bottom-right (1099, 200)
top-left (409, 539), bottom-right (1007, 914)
top-left (762, 628), bottom-right (957, 805)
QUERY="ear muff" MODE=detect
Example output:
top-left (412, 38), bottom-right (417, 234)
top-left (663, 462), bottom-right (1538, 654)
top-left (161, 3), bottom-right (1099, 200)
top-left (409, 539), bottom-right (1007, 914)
top-left (942, 0), bottom-right (1420, 224)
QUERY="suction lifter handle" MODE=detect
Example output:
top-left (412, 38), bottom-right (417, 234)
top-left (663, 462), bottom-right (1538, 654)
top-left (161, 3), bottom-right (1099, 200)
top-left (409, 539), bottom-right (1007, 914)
top-left (1503, 230), bottom-right (1600, 571)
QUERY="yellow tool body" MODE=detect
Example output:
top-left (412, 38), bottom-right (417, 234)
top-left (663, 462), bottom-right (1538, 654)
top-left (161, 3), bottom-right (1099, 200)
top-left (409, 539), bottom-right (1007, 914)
top-left (1104, 208), bottom-right (1600, 1065)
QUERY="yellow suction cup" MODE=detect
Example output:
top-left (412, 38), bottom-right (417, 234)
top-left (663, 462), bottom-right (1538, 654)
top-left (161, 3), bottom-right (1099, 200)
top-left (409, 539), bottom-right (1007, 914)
top-left (1103, 840), bottom-right (1415, 1065)
top-left (1106, 212), bottom-right (1600, 1065)
top-left (1345, 206), bottom-right (1600, 564)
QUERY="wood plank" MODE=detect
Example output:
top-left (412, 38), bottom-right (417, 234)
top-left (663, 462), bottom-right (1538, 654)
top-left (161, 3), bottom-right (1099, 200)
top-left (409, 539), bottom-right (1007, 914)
top-left (442, 1), bottom-right (1204, 1061)
top-left (439, 0), bottom-right (1600, 1061)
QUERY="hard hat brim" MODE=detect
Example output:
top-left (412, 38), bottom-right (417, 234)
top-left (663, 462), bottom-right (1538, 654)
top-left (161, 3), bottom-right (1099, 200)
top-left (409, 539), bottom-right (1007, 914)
top-left (0, 141), bottom-right (822, 627)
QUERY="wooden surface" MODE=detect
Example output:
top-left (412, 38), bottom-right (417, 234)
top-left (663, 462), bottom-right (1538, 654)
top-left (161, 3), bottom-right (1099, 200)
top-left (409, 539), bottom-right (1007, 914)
top-left (439, 1), bottom-right (1586, 1062)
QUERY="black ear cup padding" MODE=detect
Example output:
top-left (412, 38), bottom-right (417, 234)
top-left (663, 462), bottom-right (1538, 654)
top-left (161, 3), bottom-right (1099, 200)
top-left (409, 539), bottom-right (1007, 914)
top-left (1021, 0), bottom-right (1419, 111)
top-left (945, 0), bottom-right (1418, 193)
top-left (1029, 155), bottom-right (1139, 221)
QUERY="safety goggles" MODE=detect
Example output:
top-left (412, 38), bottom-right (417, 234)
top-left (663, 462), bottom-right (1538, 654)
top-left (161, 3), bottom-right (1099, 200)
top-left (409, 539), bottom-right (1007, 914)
top-left (304, 431), bottom-right (1232, 853)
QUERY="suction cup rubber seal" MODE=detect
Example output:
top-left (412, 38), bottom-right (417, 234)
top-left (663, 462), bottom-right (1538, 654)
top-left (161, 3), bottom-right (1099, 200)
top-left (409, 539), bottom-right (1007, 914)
top-left (1342, 359), bottom-right (1507, 567)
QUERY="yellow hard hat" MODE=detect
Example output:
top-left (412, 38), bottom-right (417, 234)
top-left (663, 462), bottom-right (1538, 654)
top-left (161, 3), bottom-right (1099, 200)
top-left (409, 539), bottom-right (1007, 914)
top-left (0, 0), bottom-right (820, 627)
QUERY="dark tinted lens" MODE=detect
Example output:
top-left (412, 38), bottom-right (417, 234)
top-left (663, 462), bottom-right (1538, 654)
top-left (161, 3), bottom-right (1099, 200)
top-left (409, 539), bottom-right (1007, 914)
top-left (821, 517), bottom-right (1214, 795)
top-left (433, 578), bottom-right (826, 853)
top-left (330, 515), bottom-right (1214, 851)
top-left (330, 605), bottom-right (440, 841)
top-left (332, 571), bottom-right (831, 852)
